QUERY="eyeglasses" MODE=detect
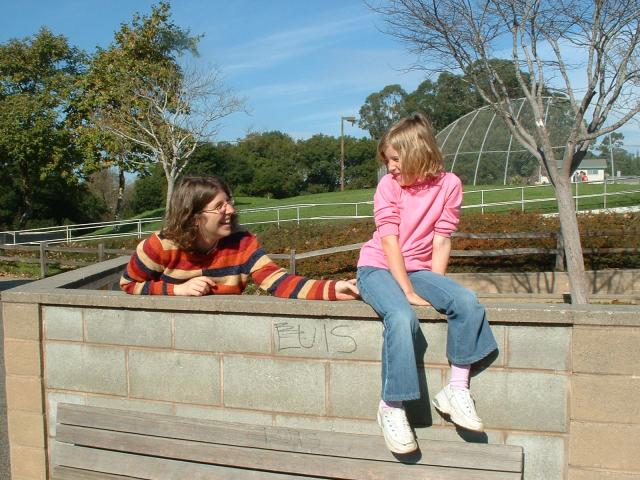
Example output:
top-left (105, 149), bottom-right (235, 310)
top-left (200, 198), bottom-right (235, 214)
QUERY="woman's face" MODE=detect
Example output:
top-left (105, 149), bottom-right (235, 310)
top-left (196, 190), bottom-right (236, 243)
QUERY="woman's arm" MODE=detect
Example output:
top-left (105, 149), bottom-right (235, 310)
top-left (381, 234), bottom-right (430, 306)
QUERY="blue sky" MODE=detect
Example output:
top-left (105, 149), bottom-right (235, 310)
top-left (1, 0), bottom-right (426, 142)
top-left (2, 1), bottom-right (638, 149)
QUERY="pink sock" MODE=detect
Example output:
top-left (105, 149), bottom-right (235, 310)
top-left (449, 364), bottom-right (470, 390)
top-left (380, 399), bottom-right (403, 409)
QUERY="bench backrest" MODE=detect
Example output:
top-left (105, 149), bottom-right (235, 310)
top-left (52, 403), bottom-right (523, 479)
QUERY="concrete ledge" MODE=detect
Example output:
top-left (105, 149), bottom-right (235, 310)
top-left (2, 286), bottom-right (639, 326)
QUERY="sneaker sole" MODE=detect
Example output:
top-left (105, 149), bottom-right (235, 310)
top-left (376, 410), bottom-right (418, 455)
top-left (432, 394), bottom-right (484, 432)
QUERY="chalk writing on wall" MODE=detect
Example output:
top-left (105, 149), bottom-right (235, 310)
top-left (274, 322), bottom-right (357, 354)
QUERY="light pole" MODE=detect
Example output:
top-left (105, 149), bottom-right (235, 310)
top-left (340, 116), bottom-right (356, 191)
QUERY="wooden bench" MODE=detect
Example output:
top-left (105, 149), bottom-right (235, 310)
top-left (52, 404), bottom-right (523, 479)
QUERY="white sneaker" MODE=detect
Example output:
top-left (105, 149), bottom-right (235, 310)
top-left (432, 385), bottom-right (484, 432)
top-left (377, 404), bottom-right (418, 454)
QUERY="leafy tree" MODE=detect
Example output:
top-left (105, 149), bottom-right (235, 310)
top-left (240, 132), bottom-right (302, 199)
top-left (596, 133), bottom-right (640, 176)
top-left (82, 2), bottom-right (242, 214)
top-left (297, 134), bottom-right (340, 193)
top-left (127, 164), bottom-right (167, 216)
top-left (373, 0), bottom-right (640, 304)
top-left (182, 141), bottom-right (254, 192)
top-left (0, 28), bottom-right (86, 227)
top-left (343, 137), bottom-right (378, 189)
top-left (358, 84), bottom-right (408, 139)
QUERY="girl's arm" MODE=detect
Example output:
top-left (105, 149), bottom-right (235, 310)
top-left (381, 234), bottom-right (430, 306)
top-left (431, 234), bottom-right (452, 275)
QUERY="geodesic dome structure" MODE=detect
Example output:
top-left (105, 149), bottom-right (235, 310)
top-left (436, 96), bottom-right (574, 185)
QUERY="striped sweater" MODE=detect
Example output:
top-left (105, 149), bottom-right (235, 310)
top-left (120, 230), bottom-right (338, 300)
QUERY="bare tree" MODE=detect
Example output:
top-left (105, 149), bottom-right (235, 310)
top-left (98, 66), bottom-right (244, 212)
top-left (370, 0), bottom-right (640, 303)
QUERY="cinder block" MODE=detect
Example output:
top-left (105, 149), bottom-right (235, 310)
top-left (47, 392), bottom-right (85, 437)
top-left (6, 376), bottom-right (44, 413)
top-left (45, 343), bottom-right (127, 395)
top-left (85, 308), bottom-right (171, 347)
top-left (570, 422), bottom-right (640, 471)
top-left (273, 317), bottom-right (381, 360)
top-left (473, 370), bottom-right (568, 432)
top-left (573, 327), bottom-right (640, 375)
top-left (506, 433), bottom-right (565, 480)
top-left (128, 350), bottom-right (220, 404)
top-left (87, 395), bottom-right (175, 416)
top-left (7, 411), bottom-right (45, 448)
top-left (328, 362), bottom-right (443, 424)
top-left (175, 405), bottom-right (273, 426)
top-left (507, 326), bottom-right (571, 370)
top-left (420, 322), bottom-right (505, 366)
top-left (175, 313), bottom-right (271, 353)
top-left (9, 444), bottom-right (46, 479)
top-left (572, 375), bottom-right (640, 423)
top-left (569, 468), bottom-right (640, 479)
top-left (3, 303), bottom-right (40, 340)
top-left (224, 357), bottom-right (324, 415)
top-left (4, 340), bottom-right (41, 376)
top-left (43, 306), bottom-right (83, 341)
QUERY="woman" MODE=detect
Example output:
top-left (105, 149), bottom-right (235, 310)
top-left (121, 175), bottom-right (359, 300)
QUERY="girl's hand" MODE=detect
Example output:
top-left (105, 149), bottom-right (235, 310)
top-left (173, 276), bottom-right (217, 296)
top-left (335, 279), bottom-right (360, 300)
top-left (405, 291), bottom-right (431, 306)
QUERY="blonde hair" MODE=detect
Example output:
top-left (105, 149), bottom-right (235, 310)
top-left (378, 113), bottom-right (444, 185)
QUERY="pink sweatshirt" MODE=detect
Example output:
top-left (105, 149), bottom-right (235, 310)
top-left (358, 172), bottom-right (463, 272)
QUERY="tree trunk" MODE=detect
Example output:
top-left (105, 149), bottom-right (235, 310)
top-left (554, 176), bottom-right (589, 304)
top-left (114, 168), bottom-right (126, 222)
top-left (165, 175), bottom-right (175, 219)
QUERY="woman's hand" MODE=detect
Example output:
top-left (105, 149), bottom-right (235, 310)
top-left (335, 279), bottom-right (360, 300)
top-left (405, 291), bottom-right (431, 306)
top-left (173, 276), bottom-right (217, 296)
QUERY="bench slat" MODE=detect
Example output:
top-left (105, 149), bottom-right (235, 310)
top-left (55, 443), bottom-right (323, 479)
top-left (55, 425), bottom-right (520, 480)
top-left (53, 465), bottom-right (142, 480)
top-left (56, 403), bottom-right (523, 473)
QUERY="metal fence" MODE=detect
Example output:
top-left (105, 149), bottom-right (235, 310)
top-left (1, 177), bottom-right (639, 246)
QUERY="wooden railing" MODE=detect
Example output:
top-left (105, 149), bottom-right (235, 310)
top-left (1, 229), bottom-right (637, 278)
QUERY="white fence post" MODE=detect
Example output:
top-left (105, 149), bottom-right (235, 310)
top-left (137, 220), bottom-right (142, 239)
top-left (604, 178), bottom-right (607, 209)
top-left (296, 207), bottom-right (300, 225)
top-left (521, 188), bottom-right (525, 212)
top-left (481, 190), bottom-right (485, 214)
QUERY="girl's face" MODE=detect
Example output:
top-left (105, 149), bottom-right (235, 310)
top-left (384, 145), bottom-right (403, 183)
top-left (196, 190), bottom-right (236, 244)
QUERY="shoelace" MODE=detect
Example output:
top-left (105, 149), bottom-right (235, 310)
top-left (382, 408), bottom-right (413, 439)
top-left (453, 389), bottom-right (476, 415)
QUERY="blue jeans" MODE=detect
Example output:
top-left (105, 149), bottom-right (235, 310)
top-left (357, 267), bottom-right (498, 402)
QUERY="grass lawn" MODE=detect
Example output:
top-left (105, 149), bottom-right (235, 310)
top-left (87, 181), bottom-right (640, 237)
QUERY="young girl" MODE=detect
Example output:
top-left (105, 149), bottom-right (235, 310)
top-left (121, 175), bottom-right (359, 301)
top-left (357, 113), bottom-right (497, 454)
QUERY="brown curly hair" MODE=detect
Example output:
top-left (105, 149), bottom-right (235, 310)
top-left (161, 176), bottom-right (238, 251)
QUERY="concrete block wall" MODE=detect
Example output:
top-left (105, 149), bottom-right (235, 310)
top-left (39, 305), bottom-right (573, 479)
top-left (2, 262), bottom-right (639, 480)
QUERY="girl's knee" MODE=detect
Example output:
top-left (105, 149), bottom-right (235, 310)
top-left (385, 308), bottom-right (419, 332)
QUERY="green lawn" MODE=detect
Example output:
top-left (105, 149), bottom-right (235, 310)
top-left (88, 181), bottom-right (640, 237)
